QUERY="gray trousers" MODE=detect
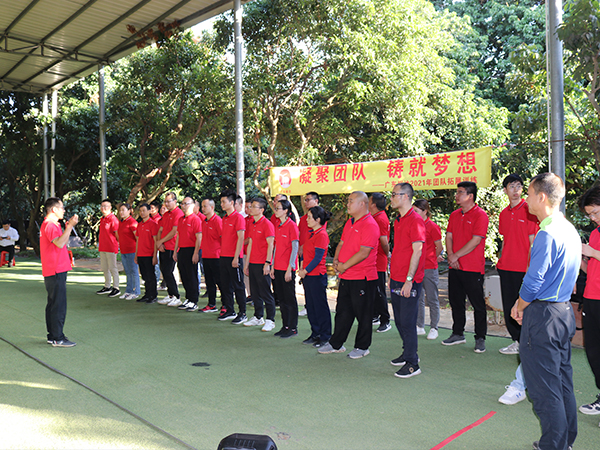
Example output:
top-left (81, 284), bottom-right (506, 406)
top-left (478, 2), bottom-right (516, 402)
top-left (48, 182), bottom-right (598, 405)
top-left (416, 268), bottom-right (440, 329)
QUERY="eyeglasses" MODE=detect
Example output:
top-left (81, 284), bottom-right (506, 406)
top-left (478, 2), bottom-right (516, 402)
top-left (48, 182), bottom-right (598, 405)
top-left (391, 192), bottom-right (406, 198)
top-left (587, 209), bottom-right (600, 219)
top-left (181, 202), bottom-right (193, 206)
top-left (303, 197), bottom-right (315, 203)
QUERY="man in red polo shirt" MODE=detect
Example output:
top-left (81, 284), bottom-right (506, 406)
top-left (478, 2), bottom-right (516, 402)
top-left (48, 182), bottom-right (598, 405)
top-left (442, 181), bottom-right (489, 353)
top-left (369, 192), bottom-right (391, 333)
top-left (135, 203), bottom-right (159, 303)
top-left (40, 197), bottom-right (79, 347)
top-left (389, 183), bottom-right (426, 378)
top-left (97, 199), bottom-right (120, 298)
top-left (199, 198), bottom-right (223, 312)
top-left (174, 197), bottom-right (202, 312)
top-left (243, 197), bottom-right (276, 330)
top-left (156, 192), bottom-right (184, 307)
top-left (318, 191), bottom-right (379, 359)
top-left (218, 190), bottom-right (247, 321)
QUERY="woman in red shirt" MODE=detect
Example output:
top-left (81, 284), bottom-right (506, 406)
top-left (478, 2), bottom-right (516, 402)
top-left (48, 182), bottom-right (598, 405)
top-left (270, 199), bottom-right (300, 338)
top-left (118, 203), bottom-right (140, 300)
top-left (298, 206), bottom-right (332, 348)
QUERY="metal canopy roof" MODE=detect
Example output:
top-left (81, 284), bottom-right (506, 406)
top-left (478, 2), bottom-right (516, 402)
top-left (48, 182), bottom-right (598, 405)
top-left (0, 0), bottom-right (249, 94)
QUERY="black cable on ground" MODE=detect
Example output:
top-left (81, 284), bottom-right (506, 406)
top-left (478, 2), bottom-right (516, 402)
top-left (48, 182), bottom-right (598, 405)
top-left (0, 335), bottom-right (198, 450)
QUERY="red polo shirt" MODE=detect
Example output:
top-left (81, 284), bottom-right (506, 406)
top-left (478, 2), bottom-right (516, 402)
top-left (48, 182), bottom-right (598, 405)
top-left (150, 213), bottom-right (161, 224)
top-left (390, 208), bottom-right (426, 283)
top-left (99, 213), bottom-right (119, 253)
top-left (270, 213), bottom-right (280, 228)
top-left (248, 216), bottom-right (275, 264)
top-left (372, 210), bottom-right (390, 272)
top-left (584, 227), bottom-right (600, 300)
top-left (177, 213), bottom-right (202, 249)
top-left (136, 219), bottom-right (159, 257)
top-left (497, 199), bottom-right (538, 273)
top-left (221, 211), bottom-right (245, 258)
top-left (118, 216), bottom-right (138, 254)
top-left (244, 215), bottom-right (253, 256)
top-left (423, 218), bottom-right (442, 270)
top-left (299, 215), bottom-right (309, 247)
top-left (304, 227), bottom-right (329, 275)
top-left (338, 213), bottom-right (379, 281)
top-left (40, 218), bottom-right (72, 277)
top-left (159, 207), bottom-right (184, 251)
top-left (274, 217), bottom-right (299, 271)
top-left (447, 204), bottom-right (489, 274)
top-left (202, 214), bottom-right (222, 259)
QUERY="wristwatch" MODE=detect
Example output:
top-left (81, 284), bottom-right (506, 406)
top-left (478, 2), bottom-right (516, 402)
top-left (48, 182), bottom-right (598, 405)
top-left (406, 275), bottom-right (413, 282)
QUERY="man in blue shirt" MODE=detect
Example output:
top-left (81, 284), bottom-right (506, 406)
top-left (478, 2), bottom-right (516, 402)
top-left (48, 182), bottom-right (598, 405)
top-left (512, 173), bottom-right (581, 450)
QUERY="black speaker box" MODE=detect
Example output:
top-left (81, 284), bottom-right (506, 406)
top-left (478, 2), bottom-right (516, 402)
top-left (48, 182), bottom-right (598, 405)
top-left (217, 433), bottom-right (277, 450)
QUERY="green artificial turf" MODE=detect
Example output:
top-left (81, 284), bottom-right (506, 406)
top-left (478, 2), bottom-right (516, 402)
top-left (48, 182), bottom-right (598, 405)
top-left (1, 259), bottom-right (598, 449)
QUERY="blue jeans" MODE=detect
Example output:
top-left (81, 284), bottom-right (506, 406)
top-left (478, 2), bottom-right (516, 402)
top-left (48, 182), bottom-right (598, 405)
top-left (509, 363), bottom-right (526, 391)
top-left (121, 252), bottom-right (140, 296)
top-left (390, 279), bottom-right (422, 366)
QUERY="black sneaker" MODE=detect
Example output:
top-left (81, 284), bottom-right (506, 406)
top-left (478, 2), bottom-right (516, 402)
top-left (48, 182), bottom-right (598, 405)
top-left (245, 296), bottom-right (253, 304)
top-left (441, 334), bottom-right (466, 346)
top-left (579, 393), bottom-right (600, 415)
top-left (145, 297), bottom-right (158, 304)
top-left (302, 336), bottom-right (318, 345)
top-left (377, 322), bottom-right (392, 333)
top-left (96, 287), bottom-right (111, 295)
top-left (51, 339), bottom-right (76, 348)
top-left (274, 327), bottom-right (286, 337)
top-left (108, 288), bottom-right (121, 298)
top-left (474, 338), bottom-right (486, 353)
top-left (280, 328), bottom-right (298, 339)
top-left (136, 296), bottom-right (149, 303)
top-left (390, 355), bottom-right (407, 367)
top-left (313, 340), bottom-right (329, 348)
top-left (394, 362), bottom-right (421, 378)
top-left (232, 313), bottom-right (248, 325)
top-left (218, 311), bottom-right (236, 321)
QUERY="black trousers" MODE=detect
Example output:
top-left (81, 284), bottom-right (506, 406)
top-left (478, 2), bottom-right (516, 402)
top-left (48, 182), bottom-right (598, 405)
top-left (203, 257), bottom-right (221, 307)
top-left (159, 249), bottom-right (179, 299)
top-left (583, 298), bottom-right (600, 390)
top-left (249, 263), bottom-right (275, 320)
top-left (177, 247), bottom-right (199, 304)
top-left (273, 269), bottom-right (298, 329)
top-left (138, 256), bottom-right (157, 300)
top-left (220, 256), bottom-right (246, 314)
top-left (448, 269), bottom-right (487, 340)
top-left (373, 271), bottom-right (390, 324)
top-left (44, 271), bottom-right (68, 341)
top-left (330, 278), bottom-right (376, 351)
top-left (521, 300), bottom-right (577, 450)
top-left (1, 244), bottom-right (15, 263)
top-left (497, 268), bottom-right (524, 342)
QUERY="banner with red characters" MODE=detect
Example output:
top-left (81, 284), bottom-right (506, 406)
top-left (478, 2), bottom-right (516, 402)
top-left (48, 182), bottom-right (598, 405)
top-left (269, 146), bottom-right (492, 195)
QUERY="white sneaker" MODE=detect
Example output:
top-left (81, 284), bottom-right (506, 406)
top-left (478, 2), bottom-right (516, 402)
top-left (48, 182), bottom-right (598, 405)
top-left (498, 386), bottom-right (526, 405)
top-left (427, 328), bottom-right (438, 340)
top-left (157, 295), bottom-right (172, 305)
top-left (119, 293), bottom-right (129, 299)
top-left (298, 308), bottom-right (307, 316)
top-left (416, 326), bottom-right (426, 336)
top-left (499, 341), bottom-right (520, 355)
top-left (167, 297), bottom-right (182, 307)
top-left (244, 316), bottom-right (265, 327)
top-left (125, 293), bottom-right (137, 300)
top-left (262, 319), bottom-right (275, 332)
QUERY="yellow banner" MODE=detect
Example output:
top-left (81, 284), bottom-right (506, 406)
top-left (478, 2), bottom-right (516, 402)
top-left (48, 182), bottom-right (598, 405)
top-left (269, 146), bottom-right (492, 195)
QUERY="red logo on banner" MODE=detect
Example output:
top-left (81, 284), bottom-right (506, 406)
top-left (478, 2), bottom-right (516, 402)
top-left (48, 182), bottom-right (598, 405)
top-left (279, 169), bottom-right (292, 188)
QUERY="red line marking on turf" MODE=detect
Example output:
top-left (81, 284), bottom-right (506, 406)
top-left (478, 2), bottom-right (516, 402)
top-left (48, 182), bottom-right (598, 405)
top-left (430, 411), bottom-right (497, 450)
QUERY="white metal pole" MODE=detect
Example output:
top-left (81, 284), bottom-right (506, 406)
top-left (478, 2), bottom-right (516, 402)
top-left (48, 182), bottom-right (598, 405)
top-left (99, 64), bottom-right (107, 200)
top-left (234, 0), bottom-right (245, 203)
top-left (50, 89), bottom-right (57, 197)
top-left (43, 93), bottom-right (49, 200)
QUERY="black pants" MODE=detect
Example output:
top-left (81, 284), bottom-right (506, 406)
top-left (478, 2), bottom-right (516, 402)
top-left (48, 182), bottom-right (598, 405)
top-left (44, 271), bottom-right (68, 341)
top-left (373, 271), bottom-right (390, 324)
top-left (220, 256), bottom-right (246, 314)
top-left (249, 263), bottom-right (275, 320)
top-left (448, 269), bottom-right (487, 340)
top-left (583, 298), bottom-right (600, 390)
top-left (330, 278), bottom-right (376, 351)
top-left (177, 247), bottom-right (199, 304)
top-left (303, 274), bottom-right (331, 341)
top-left (1, 244), bottom-right (15, 263)
top-left (273, 269), bottom-right (298, 329)
top-left (521, 300), bottom-right (577, 450)
top-left (203, 258), bottom-right (221, 307)
top-left (159, 249), bottom-right (179, 299)
top-left (138, 256), bottom-right (157, 300)
top-left (497, 268), bottom-right (524, 342)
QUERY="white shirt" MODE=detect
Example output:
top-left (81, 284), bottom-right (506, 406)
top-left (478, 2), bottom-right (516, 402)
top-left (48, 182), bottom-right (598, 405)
top-left (0, 226), bottom-right (19, 247)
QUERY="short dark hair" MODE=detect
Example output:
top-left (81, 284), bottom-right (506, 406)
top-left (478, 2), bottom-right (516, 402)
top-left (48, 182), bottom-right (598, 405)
top-left (502, 174), bottom-right (524, 189)
top-left (220, 189), bottom-right (236, 203)
top-left (235, 195), bottom-right (244, 206)
top-left (413, 199), bottom-right (431, 218)
top-left (308, 205), bottom-right (331, 225)
top-left (457, 181), bottom-right (477, 202)
top-left (370, 192), bottom-right (386, 211)
top-left (150, 200), bottom-right (161, 209)
top-left (251, 197), bottom-right (268, 211)
top-left (101, 198), bottom-right (112, 205)
top-left (580, 186), bottom-right (600, 209)
top-left (139, 202), bottom-right (150, 211)
top-left (45, 197), bottom-right (62, 214)
top-left (397, 183), bottom-right (415, 201)
top-left (529, 173), bottom-right (564, 207)
top-left (164, 192), bottom-right (177, 202)
top-left (120, 203), bottom-right (132, 211)
top-left (305, 191), bottom-right (320, 202)
top-left (2, 219), bottom-right (11, 226)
